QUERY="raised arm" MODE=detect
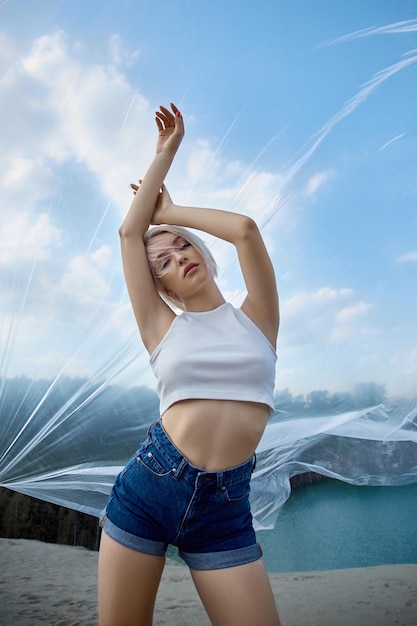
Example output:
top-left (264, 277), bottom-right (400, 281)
top-left (151, 195), bottom-right (280, 348)
top-left (119, 103), bottom-right (184, 353)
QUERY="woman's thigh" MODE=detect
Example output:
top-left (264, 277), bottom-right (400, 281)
top-left (190, 559), bottom-right (281, 626)
top-left (98, 531), bottom-right (165, 626)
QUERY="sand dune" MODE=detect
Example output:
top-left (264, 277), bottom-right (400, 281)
top-left (1, 538), bottom-right (416, 625)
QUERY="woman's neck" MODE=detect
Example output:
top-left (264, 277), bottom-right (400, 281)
top-left (181, 284), bottom-right (225, 313)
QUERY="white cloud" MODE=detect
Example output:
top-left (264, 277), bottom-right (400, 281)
top-left (0, 31), bottom-right (16, 77)
top-left (1, 30), bottom-right (152, 210)
top-left (3, 156), bottom-right (35, 186)
top-left (59, 245), bottom-right (113, 304)
top-left (107, 302), bottom-right (138, 340)
top-left (396, 250), bottom-right (417, 263)
top-left (336, 301), bottom-right (372, 323)
top-left (314, 286), bottom-right (354, 301)
top-left (360, 353), bottom-right (380, 365)
top-left (385, 345), bottom-right (417, 397)
top-left (0, 29), bottom-right (155, 359)
top-left (0, 212), bottom-right (62, 265)
top-left (0, 155), bottom-right (55, 203)
top-left (304, 170), bottom-right (333, 197)
top-left (283, 287), bottom-right (354, 318)
top-left (21, 30), bottom-right (69, 84)
top-left (280, 286), bottom-right (371, 348)
top-left (108, 34), bottom-right (141, 68)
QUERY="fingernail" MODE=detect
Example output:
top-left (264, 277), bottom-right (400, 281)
top-left (176, 111), bottom-right (182, 118)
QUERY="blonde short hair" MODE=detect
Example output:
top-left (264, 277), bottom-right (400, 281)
top-left (144, 225), bottom-right (218, 309)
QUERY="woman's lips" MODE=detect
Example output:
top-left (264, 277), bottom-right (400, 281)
top-left (184, 263), bottom-right (198, 277)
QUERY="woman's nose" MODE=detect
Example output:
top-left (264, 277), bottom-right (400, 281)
top-left (174, 251), bottom-right (187, 263)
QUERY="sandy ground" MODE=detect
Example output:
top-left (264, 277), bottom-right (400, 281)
top-left (1, 538), bottom-right (416, 625)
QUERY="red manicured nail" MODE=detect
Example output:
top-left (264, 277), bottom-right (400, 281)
top-left (176, 111), bottom-right (182, 118)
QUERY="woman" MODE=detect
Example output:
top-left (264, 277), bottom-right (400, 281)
top-left (98, 103), bottom-right (281, 626)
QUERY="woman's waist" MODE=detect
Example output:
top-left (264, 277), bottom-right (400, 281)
top-left (160, 399), bottom-right (268, 471)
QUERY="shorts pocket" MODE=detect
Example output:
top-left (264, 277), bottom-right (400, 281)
top-left (137, 444), bottom-right (174, 478)
top-left (223, 481), bottom-right (250, 503)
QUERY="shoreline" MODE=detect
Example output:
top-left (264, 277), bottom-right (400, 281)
top-left (1, 538), bottom-right (416, 625)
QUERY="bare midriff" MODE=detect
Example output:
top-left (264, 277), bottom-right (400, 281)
top-left (161, 398), bottom-right (270, 472)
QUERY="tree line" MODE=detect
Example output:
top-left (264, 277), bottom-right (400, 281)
top-left (0, 487), bottom-right (100, 550)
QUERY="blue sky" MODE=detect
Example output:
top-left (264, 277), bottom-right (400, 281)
top-left (1, 0), bottom-right (416, 400)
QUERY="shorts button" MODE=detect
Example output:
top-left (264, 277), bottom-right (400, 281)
top-left (148, 452), bottom-right (153, 458)
top-left (221, 486), bottom-right (226, 491)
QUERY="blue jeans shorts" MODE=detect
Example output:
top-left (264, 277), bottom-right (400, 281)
top-left (101, 419), bottom-right (262, 570)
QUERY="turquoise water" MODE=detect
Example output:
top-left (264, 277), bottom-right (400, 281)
top-left (257, 480), bottom-right (417, 572)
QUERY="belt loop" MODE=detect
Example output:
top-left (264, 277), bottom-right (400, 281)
top-left (147, 420), bottom-right (156, 437)
top-left (217, 472), bottom-right (224, 492)
top-left (173, 458), bottom-right (187, 481)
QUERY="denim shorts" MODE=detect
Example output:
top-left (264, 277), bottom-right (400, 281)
top-left (101, 419), bottom-right (262, 570)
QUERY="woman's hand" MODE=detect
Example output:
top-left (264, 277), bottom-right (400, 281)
top-left (155, 102), bottom-right (184, 156)
top-left (129, 182), bottom-right (174, 225)
top-left (152, 184), bottom-right (174, 224)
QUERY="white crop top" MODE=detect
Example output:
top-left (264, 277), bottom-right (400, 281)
top-left (149, 302), bottom-right (277, 415)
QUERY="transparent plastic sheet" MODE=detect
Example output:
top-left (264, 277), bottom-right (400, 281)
top-left (1, 1), bottom-right (417, 532)
top-left (252, 400), bottom-right (417, 529)
top-left (1, 376), bottom-right (416, 529)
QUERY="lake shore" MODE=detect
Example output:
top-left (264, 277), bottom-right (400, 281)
top-left (1, 538), bottom-right (416, 625)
